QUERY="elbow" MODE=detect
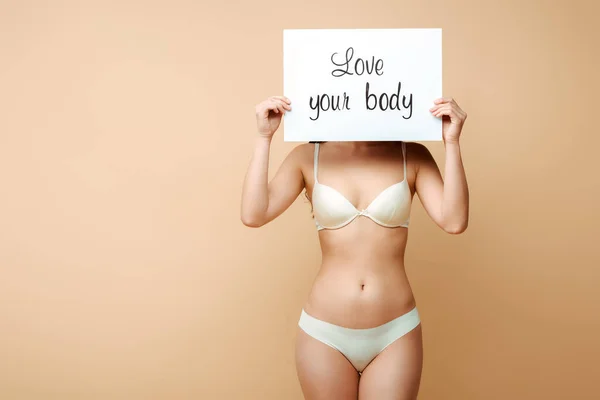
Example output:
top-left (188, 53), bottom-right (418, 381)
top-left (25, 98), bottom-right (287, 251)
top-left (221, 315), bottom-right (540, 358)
top-left (240, 201), bottom-right (269, 228)
top-left (240, 214), bottom-right (265, 228)
top-left (443, 221), bottom-right (468, 235)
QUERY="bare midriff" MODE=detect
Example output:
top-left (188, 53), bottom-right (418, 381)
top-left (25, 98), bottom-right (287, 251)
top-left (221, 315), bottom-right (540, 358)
top-left (303, 217), bottom-right (416, 329)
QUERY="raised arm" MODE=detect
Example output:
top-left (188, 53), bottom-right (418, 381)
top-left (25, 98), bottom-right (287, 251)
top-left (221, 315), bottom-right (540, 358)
top-left (240, 96), bottom-right (305, 227)
top-left (413, 97), bottom-right (469, 234)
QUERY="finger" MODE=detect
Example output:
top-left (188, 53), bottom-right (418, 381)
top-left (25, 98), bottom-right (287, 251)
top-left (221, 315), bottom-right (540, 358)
top-left (256, 101), bottom-right (275, 118)
top-left (435, 106), bottom-right (461, 120)
top-left (273, 97), bottom-right (292, 111)
top-left (267, 100), bottom-right (283, 112)
top-left (432, 105), bottom-right (451, 117)
top-left (434, 97), bottom-right (454, 105)
top-left (276, 103), bottom-right (286, 114)
top-left (269, 100), bottom-right (287, 115)
top-left (435, 108), bottom-right (455, 119)
top-left (273, 96), bottom-right (292, 105)
top-left (269, 99), bottom-right (286, 114)
top-left (430, 102), bottom-right (452, 112)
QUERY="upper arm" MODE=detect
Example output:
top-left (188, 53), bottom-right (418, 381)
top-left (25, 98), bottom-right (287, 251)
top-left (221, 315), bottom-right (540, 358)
top-left (263, 144), bottom-right (307, 224)
top-left (411, 142), bottom-right (445, 229)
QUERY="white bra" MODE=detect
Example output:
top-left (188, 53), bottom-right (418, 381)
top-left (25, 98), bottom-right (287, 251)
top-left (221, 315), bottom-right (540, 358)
top-left (311, 142), bottom-right (412, 231)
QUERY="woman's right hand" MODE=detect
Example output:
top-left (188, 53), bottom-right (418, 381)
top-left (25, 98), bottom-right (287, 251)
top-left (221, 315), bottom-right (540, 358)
top-left (255, 96), bottom-right (292, 138)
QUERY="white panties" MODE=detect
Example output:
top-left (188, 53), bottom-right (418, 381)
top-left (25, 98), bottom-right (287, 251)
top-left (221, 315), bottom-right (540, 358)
top-left (298, 306), bottom-right (421, 373)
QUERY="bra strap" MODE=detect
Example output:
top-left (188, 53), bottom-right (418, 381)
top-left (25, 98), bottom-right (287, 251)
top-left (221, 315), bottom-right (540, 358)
top-left (313, 143), bottom-right (320, 182)
top-left (402, 141), bottom-right (407, 180)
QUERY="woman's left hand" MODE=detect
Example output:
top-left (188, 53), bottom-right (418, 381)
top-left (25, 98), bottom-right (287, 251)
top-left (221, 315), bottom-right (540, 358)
top-left (430, 97), bottom-right (467, 144)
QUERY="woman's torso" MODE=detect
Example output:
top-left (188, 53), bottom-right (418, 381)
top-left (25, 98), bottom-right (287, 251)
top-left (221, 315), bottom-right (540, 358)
top-left (301, 141), bottom-right (417, 328)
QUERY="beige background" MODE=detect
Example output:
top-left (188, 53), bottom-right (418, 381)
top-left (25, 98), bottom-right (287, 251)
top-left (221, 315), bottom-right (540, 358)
top-left (0, 1), bottom-right (598, 399)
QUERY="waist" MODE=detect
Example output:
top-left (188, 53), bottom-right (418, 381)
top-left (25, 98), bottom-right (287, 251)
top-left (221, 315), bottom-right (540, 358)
top-left (304, 258), bottom-right (415, 328)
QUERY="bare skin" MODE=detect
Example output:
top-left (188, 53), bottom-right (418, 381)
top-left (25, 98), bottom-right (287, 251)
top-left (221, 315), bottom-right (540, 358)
top-left (241, 96), bottom-right (469, 399)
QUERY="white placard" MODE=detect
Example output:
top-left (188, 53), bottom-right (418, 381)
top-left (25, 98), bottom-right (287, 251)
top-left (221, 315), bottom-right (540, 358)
top-left (283, 28), bottom-right (442, 142)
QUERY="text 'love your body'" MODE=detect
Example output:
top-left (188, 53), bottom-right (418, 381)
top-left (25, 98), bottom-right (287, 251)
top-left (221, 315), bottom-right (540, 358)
top-left (309, 47), bottom-right (414, 121)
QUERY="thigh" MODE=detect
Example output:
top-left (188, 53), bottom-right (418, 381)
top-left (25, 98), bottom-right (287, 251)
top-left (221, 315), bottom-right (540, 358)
top-left (295, 326), bottom-right (360, 400)
top-left (358, 324), bottom-right (424, 400)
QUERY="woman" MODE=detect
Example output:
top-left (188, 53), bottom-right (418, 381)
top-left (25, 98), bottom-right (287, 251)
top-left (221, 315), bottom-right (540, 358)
top-left (241, 95), bottom-right (469, 399)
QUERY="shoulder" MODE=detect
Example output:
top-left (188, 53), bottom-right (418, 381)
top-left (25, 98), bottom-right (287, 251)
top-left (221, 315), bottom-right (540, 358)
top-left (286, 142), bottom-right (314, 161)
top-left (292, 142), bottom-right (315, 154)
top-left (404, 142), bottom-right (437, 171)
top-left (405, 141), bottom-right (434, 160)
top-left (280, 142), bottom-right (315, 170)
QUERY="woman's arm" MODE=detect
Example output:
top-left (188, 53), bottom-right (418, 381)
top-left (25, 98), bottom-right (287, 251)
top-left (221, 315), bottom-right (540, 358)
top-left (414, 97), bottom-right (469, 234)
top-left (240, 137), bottom-right (305, 227)
top-left (240, 95), bottom-right (305, 227)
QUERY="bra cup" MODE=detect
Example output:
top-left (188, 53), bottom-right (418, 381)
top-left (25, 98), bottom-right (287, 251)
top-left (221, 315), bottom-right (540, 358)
top-left (311, 141), bottom-right (411, 230)
top-left (365, 181), bottom-right (411, 225)
top-left (312, 184), bottom-right (359, 228)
